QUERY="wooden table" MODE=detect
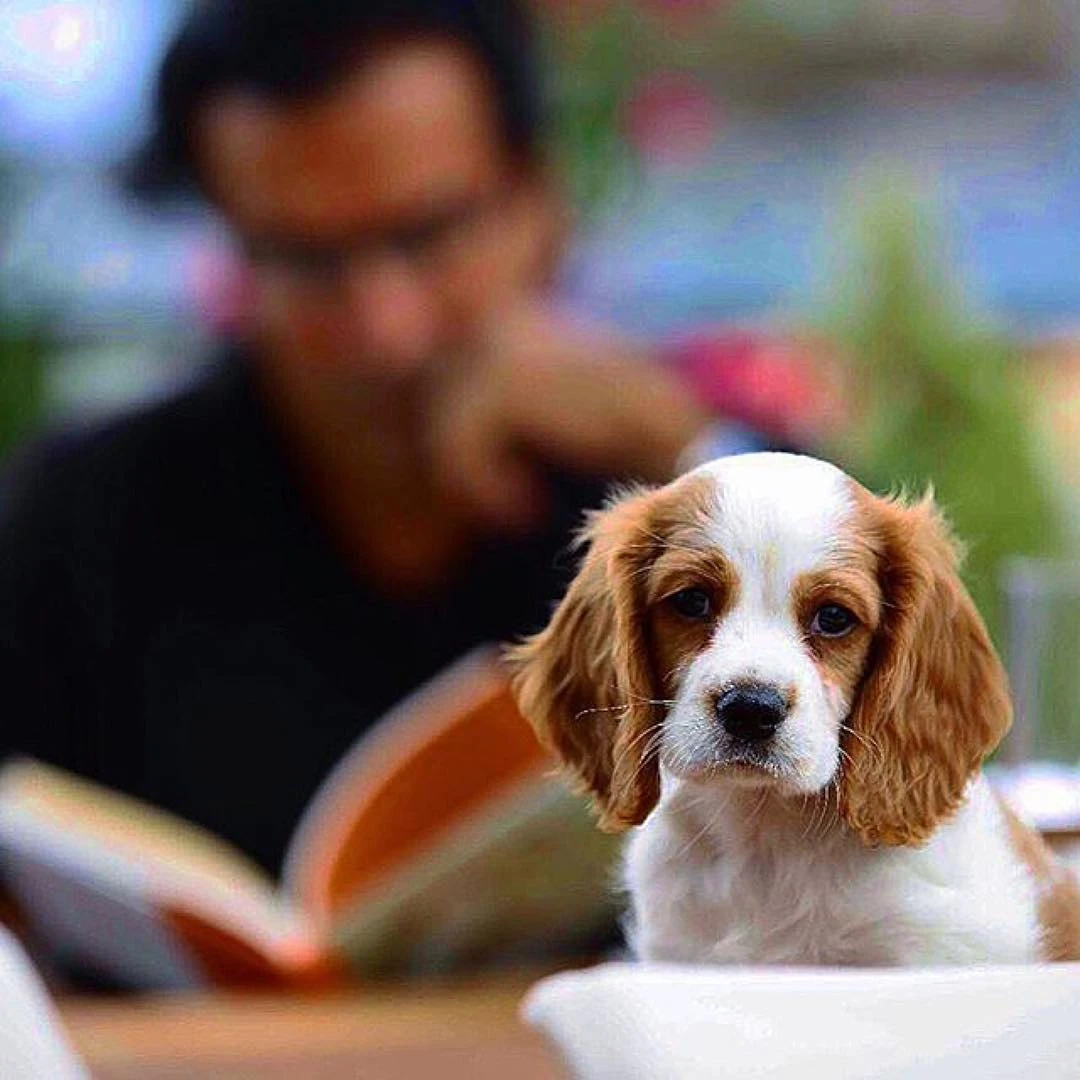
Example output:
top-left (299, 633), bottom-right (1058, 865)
top-left (59, 977), bottom-right (565, 1079)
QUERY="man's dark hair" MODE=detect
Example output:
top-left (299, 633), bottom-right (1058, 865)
top-left (131, 0), bottom-right (542, 198)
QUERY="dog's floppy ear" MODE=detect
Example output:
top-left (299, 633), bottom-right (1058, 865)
top-left (839, 492), bottom-right (1012, 847)
top-left (509, 489), bottom-right (664, 832)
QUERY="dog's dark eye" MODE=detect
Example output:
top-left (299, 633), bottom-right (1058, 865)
top-left (810, 603), bottom-right (858, 638)
top-left (668, 588), bottom-right (713, 620)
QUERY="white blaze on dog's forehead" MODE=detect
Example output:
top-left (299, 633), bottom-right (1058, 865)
top-left (686, 453), bottom-right (853, 598)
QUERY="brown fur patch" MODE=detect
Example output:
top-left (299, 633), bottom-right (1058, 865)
top-left (647, 550), bottom-right (737, 699)
top-left (997, 797), bottom-right (1080, 961)
top-left (642, 474), bottom-right (736, 699)
top-left (509, 472), bottom-right (718, 831)
top-left (791, 562), bottom-right (880, 719)
top-left (838, 482), bottom-right (1013, 847)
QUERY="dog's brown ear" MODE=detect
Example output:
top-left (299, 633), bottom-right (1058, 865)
top-left (839, 492), bottom-right (1012, 847)
top-left (509, 489), bottom-right (663, 832)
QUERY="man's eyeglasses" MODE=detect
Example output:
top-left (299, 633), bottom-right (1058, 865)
top-left (240, 194), bottom-right (503, 290)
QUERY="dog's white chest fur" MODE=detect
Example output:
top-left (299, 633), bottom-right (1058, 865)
top-left (624, 775), bottom-right (1042, 967)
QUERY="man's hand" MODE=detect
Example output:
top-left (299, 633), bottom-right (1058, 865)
top-left (427, 302), bottom-right (710, 532)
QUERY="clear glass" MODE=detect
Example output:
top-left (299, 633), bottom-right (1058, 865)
top-left (992, 558), bottom-right (1080, 841)
top-left (1000, 558), bottom-right (1080, 766)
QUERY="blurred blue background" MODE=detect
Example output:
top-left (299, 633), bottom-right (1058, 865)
top-left (0, 1), bottom-right (1079, 416)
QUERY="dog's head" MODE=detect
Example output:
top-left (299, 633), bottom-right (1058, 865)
top-left (510, 453), bottom-right (1011, 846)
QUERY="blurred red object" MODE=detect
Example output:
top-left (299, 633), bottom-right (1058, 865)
top-left (638, 0), bottom-right (723, 19)
top-left (667, 329), bottom-right (849, 448)
top-left (540, 0), bottom-right (615, 30)
top-left (621, 72), bottom-right (721, 168)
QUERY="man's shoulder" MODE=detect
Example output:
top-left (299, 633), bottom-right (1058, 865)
top-left (0, 357), bottom-right (270, 568)
top-left (3, 359), bottom-right (252, 512)
top-left (56, 356), bottom-right (247, 463)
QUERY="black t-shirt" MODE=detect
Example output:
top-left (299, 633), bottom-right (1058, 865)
top-left (0, 356), bottom-right (604, 875)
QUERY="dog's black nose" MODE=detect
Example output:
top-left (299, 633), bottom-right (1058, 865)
top-left (715, 684), bottom-right (787, 742)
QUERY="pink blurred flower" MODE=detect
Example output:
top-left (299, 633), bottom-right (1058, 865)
top-left (540, 0), bottom-right (615, 31)
top-left (636, 0), bottom-right (733, 37)
top-left (622, 72), bottom-right (721, 168)
top-left (669, 329), bottom-right (851, 446)
top-left (637, 0), bottom-right (718, 17)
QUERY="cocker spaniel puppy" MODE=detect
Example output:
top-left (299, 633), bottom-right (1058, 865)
top-left (512, 453), bottom-right (1080, 966)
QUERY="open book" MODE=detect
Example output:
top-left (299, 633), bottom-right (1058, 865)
top-left (0, 649), bottom-right (619, 991)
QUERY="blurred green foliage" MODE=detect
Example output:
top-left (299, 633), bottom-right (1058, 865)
top-left (0, 165), bottom-right (48, 464)
top-left (831, 194), bottom-right (1070, 648)
top-left (0, 326), bottom-right (47, 462)
top-left (541, 3), bottom-right (638, 214)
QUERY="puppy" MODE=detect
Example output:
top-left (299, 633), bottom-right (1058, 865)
top-left (511, 453), bottom-right (1080, 966)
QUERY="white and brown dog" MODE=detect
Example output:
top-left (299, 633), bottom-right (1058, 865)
top-left (512, 453), bottom-right (1080, 966)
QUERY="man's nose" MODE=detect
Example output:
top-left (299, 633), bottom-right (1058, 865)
top-left (343, 255), bottom-right (439, 375)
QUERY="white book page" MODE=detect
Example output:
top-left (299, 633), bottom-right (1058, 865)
top-left (0, 926), bottom-right (88, 1079)
top-left (0, 763), bottom-right (318, 985)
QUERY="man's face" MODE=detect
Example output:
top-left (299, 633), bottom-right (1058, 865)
top-left (197, 39), bottom-right (557, 390)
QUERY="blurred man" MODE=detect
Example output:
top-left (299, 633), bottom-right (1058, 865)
top-left (0, 0), bottom-right (714, 873)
